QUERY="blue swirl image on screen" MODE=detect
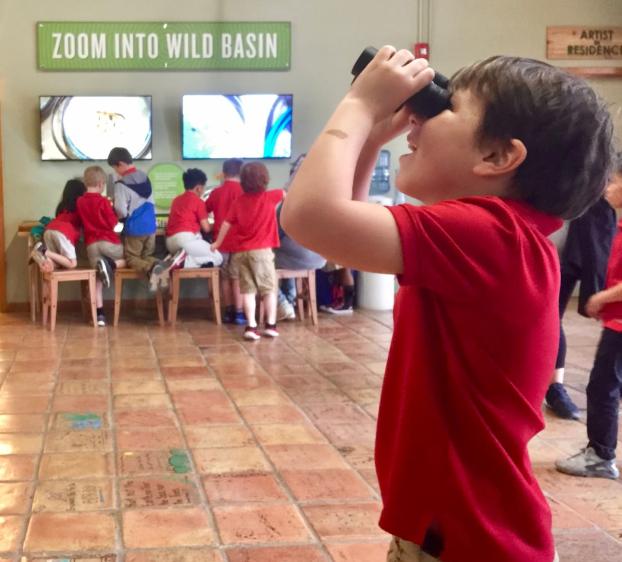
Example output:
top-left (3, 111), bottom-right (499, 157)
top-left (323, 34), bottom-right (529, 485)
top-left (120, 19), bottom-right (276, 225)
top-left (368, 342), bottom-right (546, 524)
top-left (182, 94), bottom-right (292, 159)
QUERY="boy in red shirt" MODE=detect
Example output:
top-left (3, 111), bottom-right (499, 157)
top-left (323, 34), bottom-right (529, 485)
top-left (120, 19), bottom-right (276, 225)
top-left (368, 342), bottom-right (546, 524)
top-left (556, 153), bottom-right (622, 480)
top-left (165, 168), bottom-right (223, 269)
top-left (76, 166), bottom-right (126, 326)
top-left (205, 158), bottom-right (245, 324)
top-left (281, 48), bottom-right (614, 562)
top-left (211, 162), bottom-right (284, 340)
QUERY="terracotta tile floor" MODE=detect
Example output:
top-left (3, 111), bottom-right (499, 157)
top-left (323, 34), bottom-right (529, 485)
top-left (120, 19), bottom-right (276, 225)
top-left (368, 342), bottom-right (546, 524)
top-left (0, 302), bottom-right (619, 561)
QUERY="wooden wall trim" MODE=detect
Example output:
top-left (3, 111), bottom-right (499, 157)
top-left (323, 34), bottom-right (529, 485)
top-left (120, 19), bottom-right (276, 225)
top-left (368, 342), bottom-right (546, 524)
top-left (0, 105), bottom-right (6, 312)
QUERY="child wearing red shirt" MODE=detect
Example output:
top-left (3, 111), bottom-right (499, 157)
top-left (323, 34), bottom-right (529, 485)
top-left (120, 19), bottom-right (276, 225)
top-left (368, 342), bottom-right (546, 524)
top-left (211, 162), bottom-right (284, 340)
top-left (556, 154), bottom-right (622, 480)
top-left (165, 168), bottom-right (222, 269)
top-left (76, 166), bottom-right (126, 326)
top-left (205, 158), bottom-right (245, 324)
top-left (30, 178), bottom-right (86, 273)
top-left (281, 48), bottom-right (614, 562)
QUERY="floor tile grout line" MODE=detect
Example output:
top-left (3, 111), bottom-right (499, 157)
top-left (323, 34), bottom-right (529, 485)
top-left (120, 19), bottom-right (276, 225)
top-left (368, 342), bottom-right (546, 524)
top-left (12, 325), bottom-right (69, 562)
top-left (199, 330), bottom-right (332, 562)
top-left (150, 321), bottom-right (225, 556)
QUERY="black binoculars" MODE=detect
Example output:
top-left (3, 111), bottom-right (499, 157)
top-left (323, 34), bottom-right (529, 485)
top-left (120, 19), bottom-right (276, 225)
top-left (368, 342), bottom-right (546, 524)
top-left (351, 47), bottom-right (451, 118)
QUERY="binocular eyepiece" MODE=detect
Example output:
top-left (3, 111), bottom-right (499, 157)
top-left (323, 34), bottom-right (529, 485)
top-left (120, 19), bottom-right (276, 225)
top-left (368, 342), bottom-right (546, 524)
top-left (351, 47), bottom-right (451, 118)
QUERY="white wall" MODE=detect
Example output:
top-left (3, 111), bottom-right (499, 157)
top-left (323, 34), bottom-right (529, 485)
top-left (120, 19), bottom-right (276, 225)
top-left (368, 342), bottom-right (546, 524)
top-left (1, 0), bottom-right (621, 303)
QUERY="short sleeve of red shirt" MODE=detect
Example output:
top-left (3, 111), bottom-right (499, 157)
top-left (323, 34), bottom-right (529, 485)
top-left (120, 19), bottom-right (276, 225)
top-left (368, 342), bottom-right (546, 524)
top-left (387, 197), bottom-right (559, 302)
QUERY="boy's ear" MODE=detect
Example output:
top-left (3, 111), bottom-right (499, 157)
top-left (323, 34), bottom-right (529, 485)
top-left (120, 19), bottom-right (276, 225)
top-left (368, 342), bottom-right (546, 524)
top-left (473, 138), bottom-right (527, 177)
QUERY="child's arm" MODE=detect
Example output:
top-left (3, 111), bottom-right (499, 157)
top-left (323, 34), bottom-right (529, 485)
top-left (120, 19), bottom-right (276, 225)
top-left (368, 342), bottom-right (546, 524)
top-left (200, 218), bottom-right (212, 233)
top-left (210, 221), bottom-right (231, 251)
top-left (113, 182), bottom-right (129, 220)
top-left (585, 282), bottom-right (622, 318)
top-left (281, 47), bottom-right (433, 274)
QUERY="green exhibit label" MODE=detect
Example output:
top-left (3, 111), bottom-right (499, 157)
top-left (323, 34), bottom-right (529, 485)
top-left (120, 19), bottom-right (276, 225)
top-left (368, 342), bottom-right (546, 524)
top-left (37, 21), bottom-right (291, 70)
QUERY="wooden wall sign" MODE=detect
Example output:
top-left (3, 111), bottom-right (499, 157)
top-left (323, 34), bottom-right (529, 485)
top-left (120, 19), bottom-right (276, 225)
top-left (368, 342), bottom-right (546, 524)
top-left (547, 26), bottom-right (622, 60)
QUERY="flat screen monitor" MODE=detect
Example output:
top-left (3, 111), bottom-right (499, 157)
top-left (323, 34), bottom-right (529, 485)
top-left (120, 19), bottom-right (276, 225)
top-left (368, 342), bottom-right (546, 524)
top-left (40, 95), bottom-right (152, 161)
top-left (182, 94), bottom-right (292, 159)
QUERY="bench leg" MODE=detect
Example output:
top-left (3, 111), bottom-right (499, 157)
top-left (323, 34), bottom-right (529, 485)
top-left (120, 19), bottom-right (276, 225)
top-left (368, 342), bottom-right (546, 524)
top-left (49, 278), bottom-right (58, 332)
top-left (156, 288), bottom-right (165, 326)
top-left (295, 278), bottom-right (305, 320)
top-left (211, 272), bottom-right (221, 325)
top-left (88, 273), bottom-right (97, 327)
top-left (41, 279), bottom-right (49, 327)
top-left (29, 263), bottom-right (38, 323)
top-left (308, 271), bottom-right (318, 327)
top-left (168, 274), bottom-right (180, 325)
top-left (113, 275), bottom-right (122, 327)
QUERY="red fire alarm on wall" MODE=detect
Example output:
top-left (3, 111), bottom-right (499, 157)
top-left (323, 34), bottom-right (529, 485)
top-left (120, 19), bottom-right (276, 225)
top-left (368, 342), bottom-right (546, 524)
top-left (414, 42), bottom-right (430, 59)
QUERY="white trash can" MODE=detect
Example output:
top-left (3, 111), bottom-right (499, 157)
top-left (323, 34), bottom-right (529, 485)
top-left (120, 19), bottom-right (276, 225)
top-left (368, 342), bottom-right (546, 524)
top-left (358, 271), bottom-right (395, 311)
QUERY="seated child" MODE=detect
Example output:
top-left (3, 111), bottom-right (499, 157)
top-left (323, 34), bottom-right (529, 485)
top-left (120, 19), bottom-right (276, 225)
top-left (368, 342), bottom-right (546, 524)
top-left (165, 168), bottom-right (223, 270)
top-left (205, 158), bottom-right (245, 324)
top-left (30, 178), bottom-right (86, 272)
top-left (76, 165), bottom-right (126, 326)
top-left (281, 47), bottom-right (614, 561)
top-left (556, 152), bottom-right (622, 480)
top-left (211, 162), bottom-right (285, 340)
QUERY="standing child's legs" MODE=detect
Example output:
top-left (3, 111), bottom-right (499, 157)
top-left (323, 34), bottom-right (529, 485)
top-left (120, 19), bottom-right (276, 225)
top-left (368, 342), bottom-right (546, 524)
top-left (586, 328), bottom-right (622, 460)
top-left (262, 291), bottom-right (277, 326)
top-left (221, 255), bottom-right (245, 324)
top-left (556, 327), bottom-right (621, 480)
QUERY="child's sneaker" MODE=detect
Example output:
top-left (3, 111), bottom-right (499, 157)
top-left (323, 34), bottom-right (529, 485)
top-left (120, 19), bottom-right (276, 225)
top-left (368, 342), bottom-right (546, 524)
top-left (277, 301), bottom-right (296, 321)
top-left (545, 383), bottom-right (580, 420)
top-left (223, 306), bottom-right (236, 324)
top-left (163, 249), bottom-right (187, 272)
top-left (29, 242), bottom-right (48, 268)
top-left (148, 261), bottom-right (166, 292)
top-left (555, 447), bottom-right (619, 480)
top-left (262, 323), bottom-right (279, 338)
top-left (325, 303), bottom-right (353, 315)
top-left (234, 311), bottom-right (247, 325)
top-left (96, 257), bottom-right (113, 289)
top-left (96, 313), bottom-right (106, 327)
top-left (243, 326), bottom-right (260, 341)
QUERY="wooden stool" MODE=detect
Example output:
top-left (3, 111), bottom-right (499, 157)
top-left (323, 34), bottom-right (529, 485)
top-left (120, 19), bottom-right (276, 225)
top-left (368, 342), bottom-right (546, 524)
top-left (168, 267), bottom-right (221, 326)
top-left (41, 269), bottom-right (97, 331)
top-left (113, 268), bottom-right (165, 326)
top-left (273, 269), bottom-right (319, 326)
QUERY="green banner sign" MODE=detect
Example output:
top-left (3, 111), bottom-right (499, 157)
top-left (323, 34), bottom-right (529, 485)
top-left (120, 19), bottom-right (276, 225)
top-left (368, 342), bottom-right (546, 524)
top-left (37, 21), bottom-right (291, 70)
top-left (149, 163), bottom-right (184, 214)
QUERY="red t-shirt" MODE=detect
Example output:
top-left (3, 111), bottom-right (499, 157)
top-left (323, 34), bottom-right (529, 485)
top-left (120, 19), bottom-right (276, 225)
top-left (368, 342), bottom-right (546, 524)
top-left (225, 190), bottom-right (285, 252)
top-left (45, 210), bottom-right (81, 246)
top-left (205, 180), bottom-right (243, 238)
top-left (76, 192), bottom-right (120, 246)
top-left (602, 219), bottom-right (622, 332)
top-left (379, 197), bottom-right (562, 562)
top-left (166, 191), bottom-right (208, 236)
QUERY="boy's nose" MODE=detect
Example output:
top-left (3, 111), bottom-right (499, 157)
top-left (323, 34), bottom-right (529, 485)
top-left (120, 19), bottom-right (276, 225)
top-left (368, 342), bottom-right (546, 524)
top-left (409, 112), bottom-right (427, 127)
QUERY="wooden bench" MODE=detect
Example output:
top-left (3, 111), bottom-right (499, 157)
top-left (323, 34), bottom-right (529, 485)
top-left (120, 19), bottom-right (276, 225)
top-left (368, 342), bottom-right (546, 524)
top-left (259, 269), bottom-right (318, 327)
top-left (113, 268), bottom-right (165, 326)
top-left (41, 269), bottom-right (97, 331)
top-left (168, 267), bottom-right (221, 326)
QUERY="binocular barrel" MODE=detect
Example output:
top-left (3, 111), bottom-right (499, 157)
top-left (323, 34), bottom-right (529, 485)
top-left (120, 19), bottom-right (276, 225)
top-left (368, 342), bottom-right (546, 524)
top-left (351, 47), bottom-right (451, 118)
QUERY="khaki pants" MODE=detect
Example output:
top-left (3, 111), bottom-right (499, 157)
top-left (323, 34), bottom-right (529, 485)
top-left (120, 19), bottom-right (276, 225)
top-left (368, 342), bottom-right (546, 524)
top-left (387, 537), bottom-right (560, 562)
top-left (124, 234), bottom-right (157, 275)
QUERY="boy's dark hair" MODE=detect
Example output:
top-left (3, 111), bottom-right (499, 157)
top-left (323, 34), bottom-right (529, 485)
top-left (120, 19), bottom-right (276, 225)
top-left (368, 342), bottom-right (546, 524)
top-left (240, 162), bottom-right (269, 194)
top-left (183, 168), bottom-right (207, 190)
top-left (107, 147), bottom-right (133, 167)
top-left (223, 158), bottom-right (243, 177)
top-left (56, 178), bottom-right (86, 215)
top-left (451, 57), bottom-right (614, 219)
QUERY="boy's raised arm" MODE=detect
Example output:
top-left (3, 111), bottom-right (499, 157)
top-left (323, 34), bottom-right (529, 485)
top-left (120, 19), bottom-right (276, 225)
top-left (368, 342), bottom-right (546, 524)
top-left (281, 47), bottom-right (433, 275)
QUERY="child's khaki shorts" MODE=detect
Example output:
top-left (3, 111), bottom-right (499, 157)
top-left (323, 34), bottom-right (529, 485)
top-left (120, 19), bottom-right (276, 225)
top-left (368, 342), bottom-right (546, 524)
top-left (386, 537), bottom-right (560, 562)
top-left (231, 248), bottom-right (276, 295)
top-left (86, 241), bottom-right (124, 269)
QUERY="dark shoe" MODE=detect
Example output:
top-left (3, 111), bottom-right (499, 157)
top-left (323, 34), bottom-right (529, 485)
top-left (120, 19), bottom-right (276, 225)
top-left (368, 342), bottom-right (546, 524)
top-left (96, 258), bottom-right (112, 289)
top-left (223, 306), bottom-right (236, 324)
top-left (234, 311), bottom-right (247, 325)
top-left (96, 313), bottom-right (106, 327)
top-left (545, 383), bottom-right (580, 420)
